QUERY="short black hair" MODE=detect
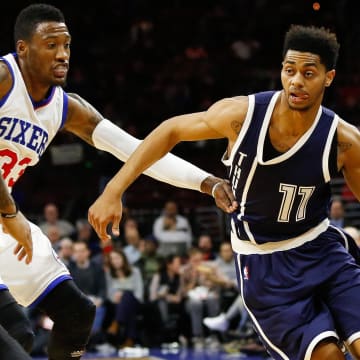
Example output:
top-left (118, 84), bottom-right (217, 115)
top-left (14, 3), bottom-right (65, 44)
top-left (282, 24), bottom-right (340, 70)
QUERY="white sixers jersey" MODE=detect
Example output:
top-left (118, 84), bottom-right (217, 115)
top-left (0, 53), bottom-right (68, 191)
top-left (0, 54), bottom-right (71, 306)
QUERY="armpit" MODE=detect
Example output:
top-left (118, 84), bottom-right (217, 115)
top-left (231, 120), bottom-right (242, 135)
top-left (338, 141), bottom-right (352, 153)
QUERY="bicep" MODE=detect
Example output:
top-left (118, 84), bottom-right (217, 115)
top-left (163, 112), bottom-right (223, 143)
top-left (157, 96), bottom-right (248, 144)
top-left (63, 94), bottom-right (103, 144)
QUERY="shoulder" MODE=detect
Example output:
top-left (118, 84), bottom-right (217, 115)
top-left (62, 92), bottom-right (103, 141)
top-left (0, 60), bottom-right (12, 99)
top-left (205, 96), bottom-right (249, 120)
top-left (204, 96), bottom-right (249, 140)
top-left (336, 118), bottom-right (360, 169)
top-left (337, 118), bottom-right (360, 145)
top-left (65, 93), bottom-right (84, 119)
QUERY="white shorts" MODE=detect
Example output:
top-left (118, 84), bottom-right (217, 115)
top-left (0, 221), bottom-right (71, 307)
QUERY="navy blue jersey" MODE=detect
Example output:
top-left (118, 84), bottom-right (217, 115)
top-left (223, 91), bottom-right (339, 246)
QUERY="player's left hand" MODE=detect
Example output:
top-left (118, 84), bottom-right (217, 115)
top-left (201, 176), bottom-right (238, 213)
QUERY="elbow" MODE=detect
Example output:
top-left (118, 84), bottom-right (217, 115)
top-left (160, 118), bottom-right (182, 146)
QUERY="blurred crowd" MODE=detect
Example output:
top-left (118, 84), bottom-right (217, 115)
top-left (27, 199), bottom-right (253, 356)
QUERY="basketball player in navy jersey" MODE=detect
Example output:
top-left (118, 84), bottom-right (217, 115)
top-left (0, 3), bottom-right (236, 359)
top-left (89, 25), bottom-right (360, 359)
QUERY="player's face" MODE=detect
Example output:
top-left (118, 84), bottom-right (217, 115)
top-left (19, 21), bottom-right (71, 88)
top-left (281, 50), bottom-right (335, 111)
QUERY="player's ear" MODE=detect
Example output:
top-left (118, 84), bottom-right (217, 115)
top-left (325, 69), bottom-right (336, 87)
top-left (16, 40), bottom-right (27, 56)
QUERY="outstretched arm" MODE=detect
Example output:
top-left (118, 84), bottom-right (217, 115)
top-left (65, 93), bottom-right (222, 190)
top-left (64, 93), bottom-right (237, 208)
top-left (88, 98), bottom-right (246, 241)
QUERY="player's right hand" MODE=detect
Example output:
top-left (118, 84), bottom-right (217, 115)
top-left (1, 211), bottom-right (33, 264)
top-left (88, 189), bottom-right (123, 242)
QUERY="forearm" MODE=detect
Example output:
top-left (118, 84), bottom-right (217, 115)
top-left (92, 119), bottom-right (210, 192)
top-left (0, 177), bottom-right (17, 214)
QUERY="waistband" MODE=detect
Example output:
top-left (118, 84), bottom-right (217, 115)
top-left (231, 218), bottom-right (330, 254)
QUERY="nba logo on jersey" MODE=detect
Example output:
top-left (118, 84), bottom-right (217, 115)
top-left (243, 266), bottom-right (249, 280)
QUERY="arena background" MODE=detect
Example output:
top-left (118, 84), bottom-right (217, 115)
top-left (1, 1), bottom-right (360, 359)
top-left (2, 0), bottom-right (359, 243)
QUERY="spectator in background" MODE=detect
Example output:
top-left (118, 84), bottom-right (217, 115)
top-left (46, 224), bottom-right (62, 250)
top-left (57, 237), bottom-right (75, 268)
top-left (135, 234), bottom-right (163, 301)
top-left (212, 241), bottom-right (238, 311)
top-left (68, 240), bottom-right (107, 349)
top-left (203, 241), bottom-right (245, 335)
top-left (197, 234), bottom-right (217, 261)
top-left (329, 196), bottom-right (346, 228)
top-left (213, 241), bottom-right (237, 285)
top-left (180, 247), bottom-right (225, 349)
top-left (123, 218), bottom-right (143, 265)
top-left (75, 218), bottom-right (102, 264)
top-left (153, 200), bottom-right (193, 257)
top-left (38, 202), bottom-right (76, 238)
top-left (149, 254), bottom-right (184, 344)
top-left (203, 295), bottom-right (247, 334)
top-left (104, 249), bottom-right (144, 348)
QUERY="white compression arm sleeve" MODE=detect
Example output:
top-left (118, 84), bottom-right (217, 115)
top-left (92, 119), bottom-right (211, 191)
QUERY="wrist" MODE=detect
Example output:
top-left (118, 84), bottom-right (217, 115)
top-left (0, 202), bottom-right (19, 219)
top-left (200, 176), bottom-right (222, 195)
top-left (105, 181), bottom-right (125, 199)
top-left (211, 182), bottom-right (222, 198)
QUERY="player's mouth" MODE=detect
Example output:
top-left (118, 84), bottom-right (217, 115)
top-left (53, 65), bottom-right (68, 78)
top-left (289, 91), bottom-right (309, 104)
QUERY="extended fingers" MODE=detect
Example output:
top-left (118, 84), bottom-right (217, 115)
top-left (88, 212), bottom-right (112, 242)
top-left (14, 244), bottom-right (32, 264)
top-left (111, 215), bottom-right (121, 237)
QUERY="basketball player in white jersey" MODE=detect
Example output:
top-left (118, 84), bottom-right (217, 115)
top-left (0, 3), bottom-right (237, 359)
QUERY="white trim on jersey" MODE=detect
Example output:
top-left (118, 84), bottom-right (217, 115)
top-left (257, 96), bottom-right (323, 166)
top-left (239, 156), bottom-right (259, 244)
top-left (231, 218), bottom-right (330, 254)
top-left (322, 114), bottom-right (339, 183)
